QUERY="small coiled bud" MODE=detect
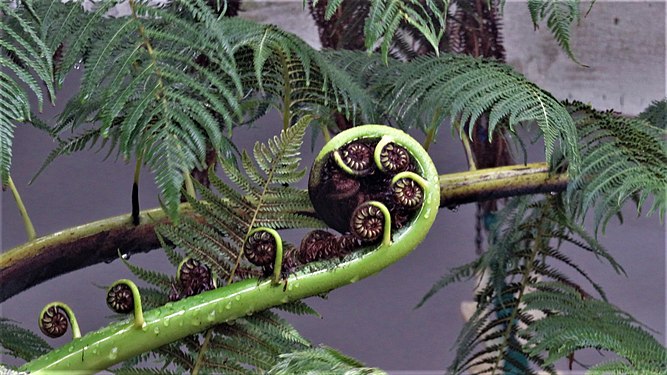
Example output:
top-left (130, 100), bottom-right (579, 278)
top-left (106, 283), bottom-right (134, 314)
top-left (178, 258), bottom-right (214, 295)
top-left (379, 142), bottom-right (410, 173)
top-left (38, 302), bottom-right (81, 339)
top-left (392, 177), bottom-right (424, 209)
top-left (341, 142), bottom-right (372, 174)
top-left (39, 306), bottom-right (69, 338)
top-left (244, 230), bottom-right (277, 267)
top-left (350, 203), bottom-right (386, 243)
top-left (298, 230), bottom-right (337, 264)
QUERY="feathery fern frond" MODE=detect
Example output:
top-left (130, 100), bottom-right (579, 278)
top-left (525, 0), bottom-right (587, 66)
top-left (269, 345), bottom-right (386, 375)
top-left (225, 17), bottom-right (374, 129)
top-left (312, 0), bottom-right (448, 61)
top-left (420, 195), bottom-right (641, 374)
top-left (524, 282), bottom-right (667, 374)
top-left (639, 98), bottom-right (666, 129)
top-left (326, 51), bottom-right (581, 170)
top-left (566, 101), bottom-right (667, 228)
top-left (0, 318), bottom-right (52, 363)
top-left (0, 2), bottom-right (55, 183)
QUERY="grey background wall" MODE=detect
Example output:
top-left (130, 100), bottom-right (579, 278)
top-left (1, 1), bottom-right (665, 373)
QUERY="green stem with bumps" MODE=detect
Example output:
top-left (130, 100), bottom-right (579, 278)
top-left (20, 125), bottom-right (440, 374)
top-left (7, 175), bottom-right (36, 241)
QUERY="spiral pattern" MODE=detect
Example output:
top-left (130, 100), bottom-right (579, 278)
top-left (379, 142), bottom-right (411, 173)
top-left (350, 203), bottom-right (385, 242)
top-left (39, 306), bottom-right (69, 338)
top-left (392, 178), bottom-right (424, 209)
top-left (341, 142), bottom-right (372, 174)
top-left (106, 283), bottom-right (134, 314)
top-left (244, 230), bottom-right (277, 267)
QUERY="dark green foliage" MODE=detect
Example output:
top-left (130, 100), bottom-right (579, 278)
top-left (525, 0), bottom-right (587, 66)
top-left (639, 99), bottom-right (667, 129)
top-left (0, 318), bottom-right (51, 363)
top-left (311, 0), bottom-right (448, 61)
top-left (566, 101), bottom-right (667, 228)
top-left (327, 50), bottom-right (581, 170)
top-left (269, 345), bottom-right (386, 375)
top-left (0, 1), bottom-right (55, 183)
top-left (417, 195), bottom-right (661, 374)
top-left (524, 282), bottom-right (667, 374)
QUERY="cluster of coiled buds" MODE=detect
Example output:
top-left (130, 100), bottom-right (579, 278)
top-left (169, 258), bottom-right (216, 302)
top-left (297, 230), bottom-right (360, 264)
top-left (309, 135), bottom-right (427, 246)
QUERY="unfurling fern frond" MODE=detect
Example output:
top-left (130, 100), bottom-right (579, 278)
top-left (524, 282), bottom-right (667, 374)
top-left (566, 101), bottom-right (667, 229)
top-left (419, 195), bottom-right (653, 374)
top-left (525, 0), bottom-right (587, 66)
top-left (269, 345), bottom-right (386, 375)
top-left (0, 2), bottom-right (55, 183)
top-left (326, 51), bottom-right (580, 170)
top-left (0, 318), bottom-right (52, 363)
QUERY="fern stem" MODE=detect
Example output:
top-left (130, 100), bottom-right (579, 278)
top-left (183, 171), bottom-right (196, 198)
top-left (439, 163), bottom-right (568, 207)
top-left (1, 162), bottom-right (565, 302)
top-left (423, 126), bottom-right (437, 152)
top-left (461, 134), bottom-right (477, 171)
top-left (132, 155), bottom-right (142, 225)
top-left (280, 50), bottom-right (291, 131)
top-left (7, 175), bottom-right (36, 241)
top-left (191, 329), bottom-right (213, 375)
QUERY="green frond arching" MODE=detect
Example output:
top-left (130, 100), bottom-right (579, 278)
top-left (0, 318), bottom-right (52, 364)
top-left (565, 101), bottom-right (667, 229)
top-left (523, 282), bottom-right (667, 374)
top-left (223, 17), bottom-right (374, 130)
top-left (326, 51), bottom-right (581, 171)
top-left (269, 345), bottom-right (386, 375)
top-left (639, 98), bottom-right (666, 129)
top-left (0, 2), bottom-right (55, 184)
top-left (524, 0), bottom-right (587, 66)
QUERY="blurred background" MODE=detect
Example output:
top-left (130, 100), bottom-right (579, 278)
top-left (2, 1), bottom-right (665, 373)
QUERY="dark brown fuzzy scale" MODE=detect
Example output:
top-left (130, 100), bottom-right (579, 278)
top-left (40, 306), bottom-right (69, 338)
top-left (106, 283), bottom-right (134, 314)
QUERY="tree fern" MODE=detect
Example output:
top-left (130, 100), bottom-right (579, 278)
top-left (639, 98), bottom-right (666, 129)
top-left (0, 1), bottom-right (55, 184)
top-left (0, 318), bottom-right (51, 364)
top-left (566, 101), bottom-right (667, 228)
top-left (525, 0), bottom-right (587, 66)
top-left (326, 50), bottom-right (581, 170)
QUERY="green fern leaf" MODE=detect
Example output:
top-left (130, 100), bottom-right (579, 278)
top-left (526, 0), bottom-right (587, 66)
top-left (269, 345), bottom-right (386, 375)
top-left (0, 318), bottom-right (52, 362)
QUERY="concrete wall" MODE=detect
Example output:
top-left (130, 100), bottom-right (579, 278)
top-left (2, 1), bottom-right (664, 372)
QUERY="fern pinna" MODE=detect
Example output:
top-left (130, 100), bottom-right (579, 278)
top-left (419, 194), bottom-right (666, 374)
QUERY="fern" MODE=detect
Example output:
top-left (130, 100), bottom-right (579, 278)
top-left (525, 0), bottom-right (587, 66)
top-left (311, 0), bottom-right (449, 61)
top-left (639, 98), bottom-right (666, 129)
top-left (523, 282), bottom-right (667, 374)
top-left (0, 318), bottom-right (51, 364)
top-left (419, 195), bottom-right (647, 374)
top-left (0, 2), bottom-right (55, 183)
top-left (566, 101), bottom-right (667, 228)
top-left (326, 51), bottom-right (581, 170)
top-left (269, 345), bottom-right (386, 375)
